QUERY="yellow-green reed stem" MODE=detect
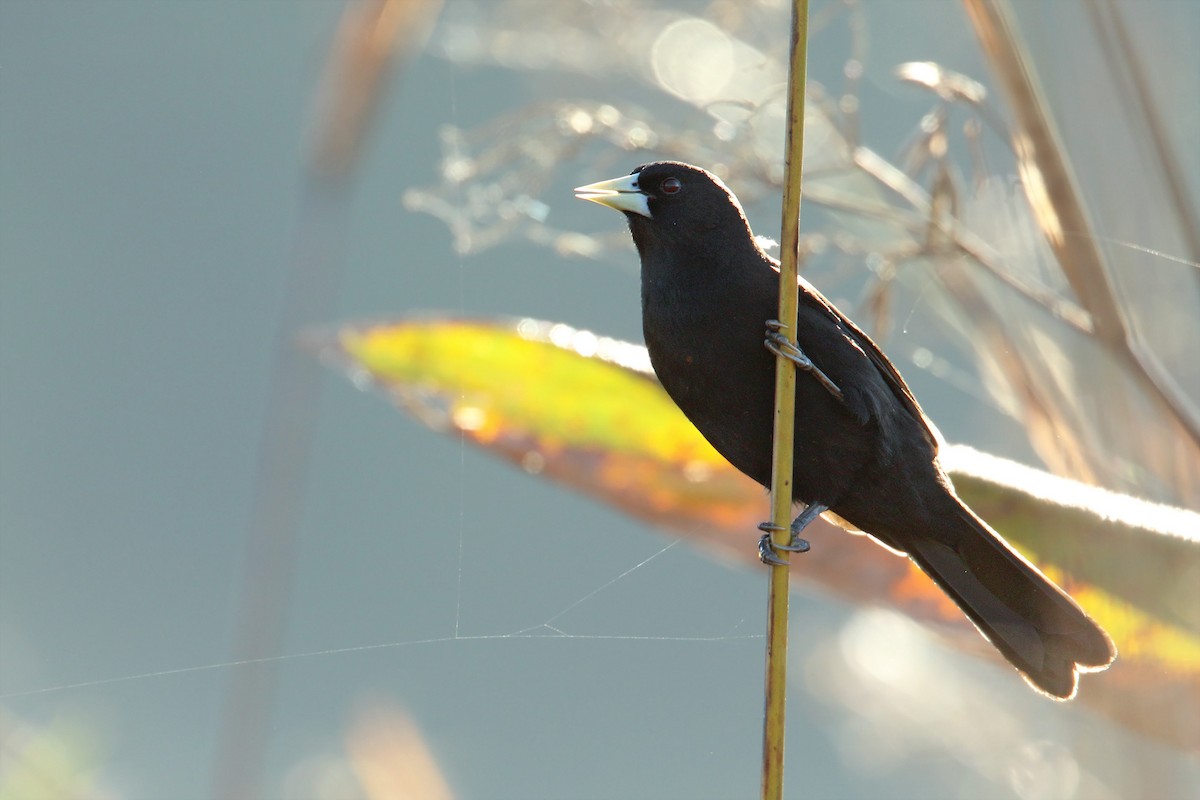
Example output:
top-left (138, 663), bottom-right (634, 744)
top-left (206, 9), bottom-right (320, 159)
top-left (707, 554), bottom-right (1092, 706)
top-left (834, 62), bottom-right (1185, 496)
top-left (762, 1), bottom-right (810, 798)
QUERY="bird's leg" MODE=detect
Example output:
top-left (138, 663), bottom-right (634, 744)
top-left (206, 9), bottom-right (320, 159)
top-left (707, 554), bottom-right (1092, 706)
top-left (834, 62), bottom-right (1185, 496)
top-left (757, 502), bottom-right (828, 565)
top-left (764, 319), bottom-right (844, 401)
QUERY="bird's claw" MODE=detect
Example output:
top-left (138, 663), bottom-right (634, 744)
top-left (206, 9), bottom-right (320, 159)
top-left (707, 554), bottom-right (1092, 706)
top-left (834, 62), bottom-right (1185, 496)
top-left (764, 321), bottom-right (812, 367)
top-left (758, 520), bottom-right (808, 550)
top-left (758, 535), bottom-right (788, 565)
top-left (757, 524), bottom-right (811, 566)
top-left (763, 320), bottom-right (845, 401)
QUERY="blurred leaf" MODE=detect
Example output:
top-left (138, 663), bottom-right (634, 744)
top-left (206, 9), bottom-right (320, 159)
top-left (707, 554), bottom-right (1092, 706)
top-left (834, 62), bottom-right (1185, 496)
top-left (345, 700), bottom-right (455, 800)
top-left (0, 708), bottom-right (106, 800)
top-left (316, 316), bottom-right (763, 541)
top-left (309, 315), bottom-right (1200, 749)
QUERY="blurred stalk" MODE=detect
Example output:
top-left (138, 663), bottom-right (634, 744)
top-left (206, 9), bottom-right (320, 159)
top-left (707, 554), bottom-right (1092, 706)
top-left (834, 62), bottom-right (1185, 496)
top-left (1085, 0), bottom-right (1200, 264)
top-left (309, 0), bottom-right (444, 181)
top-left (962, 0), bottom-right (1200, 448)
top-left (763, 2), bottom-right (809, 798)
top-left (210, 183), bottom-right (349, 800)
top-left (211, 2), bottom-right (442, 797)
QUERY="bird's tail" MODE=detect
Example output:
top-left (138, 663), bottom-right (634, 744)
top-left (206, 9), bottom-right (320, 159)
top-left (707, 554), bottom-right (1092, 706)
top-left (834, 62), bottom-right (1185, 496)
top-left (906, 501), bottom-right (1115, 699)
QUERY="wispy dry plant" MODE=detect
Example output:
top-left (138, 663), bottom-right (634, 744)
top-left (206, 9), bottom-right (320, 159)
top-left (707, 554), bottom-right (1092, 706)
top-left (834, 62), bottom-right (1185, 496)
top-left (405, 0), bottom-right (1200, 507)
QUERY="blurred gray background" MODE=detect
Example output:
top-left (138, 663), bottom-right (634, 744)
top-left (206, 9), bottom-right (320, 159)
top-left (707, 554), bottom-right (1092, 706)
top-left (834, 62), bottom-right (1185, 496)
top-left (2, 2), bottom-right (1197, 798)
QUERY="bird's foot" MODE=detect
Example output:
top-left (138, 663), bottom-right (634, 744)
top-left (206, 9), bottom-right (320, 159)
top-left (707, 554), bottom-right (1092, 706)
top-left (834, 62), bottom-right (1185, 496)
top-left (763, 320), bottom-right (845, 401)
top-left (756, 501), bottom-right (830, 565)
top-left (757, 521), bottom-right (810, 566)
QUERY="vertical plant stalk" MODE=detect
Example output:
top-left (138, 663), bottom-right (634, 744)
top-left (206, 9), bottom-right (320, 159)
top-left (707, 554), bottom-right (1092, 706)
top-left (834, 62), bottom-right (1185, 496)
top-left (762, 1), bottom-right (809, 798)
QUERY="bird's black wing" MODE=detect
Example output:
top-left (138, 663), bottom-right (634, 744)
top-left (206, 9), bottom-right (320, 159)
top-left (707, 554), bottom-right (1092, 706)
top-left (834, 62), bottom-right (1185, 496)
top-left (796, 274), bottom-right (939, 451)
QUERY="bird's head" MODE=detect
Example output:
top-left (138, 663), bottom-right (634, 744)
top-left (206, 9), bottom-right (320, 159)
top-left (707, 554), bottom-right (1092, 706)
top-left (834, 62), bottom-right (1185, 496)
top-left (574, 162), bottom-right (757, 258)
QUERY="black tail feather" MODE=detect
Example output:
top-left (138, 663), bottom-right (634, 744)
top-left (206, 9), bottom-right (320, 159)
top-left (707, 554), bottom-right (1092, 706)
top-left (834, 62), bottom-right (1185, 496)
top-left (908, 504), bottom-right (1115, 699)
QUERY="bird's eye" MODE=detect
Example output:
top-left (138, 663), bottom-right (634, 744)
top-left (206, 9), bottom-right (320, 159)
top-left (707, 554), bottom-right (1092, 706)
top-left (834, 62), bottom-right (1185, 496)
top-left (660, 177), bottom-right (682, 194)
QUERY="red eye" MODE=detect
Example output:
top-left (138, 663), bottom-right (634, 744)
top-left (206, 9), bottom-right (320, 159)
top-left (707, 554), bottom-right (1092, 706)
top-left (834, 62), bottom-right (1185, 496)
top-left (660, 177), bottom-right (682, 194)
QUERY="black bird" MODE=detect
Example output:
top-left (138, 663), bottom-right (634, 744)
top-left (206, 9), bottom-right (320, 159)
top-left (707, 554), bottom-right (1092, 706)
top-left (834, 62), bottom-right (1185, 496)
top-left (575, 161), bottom-right (1115, 698)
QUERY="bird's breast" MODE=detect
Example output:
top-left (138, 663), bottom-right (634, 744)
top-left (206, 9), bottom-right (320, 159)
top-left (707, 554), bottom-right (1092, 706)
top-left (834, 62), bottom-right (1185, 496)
top-left (642, 286), bottom-right (780, 484)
